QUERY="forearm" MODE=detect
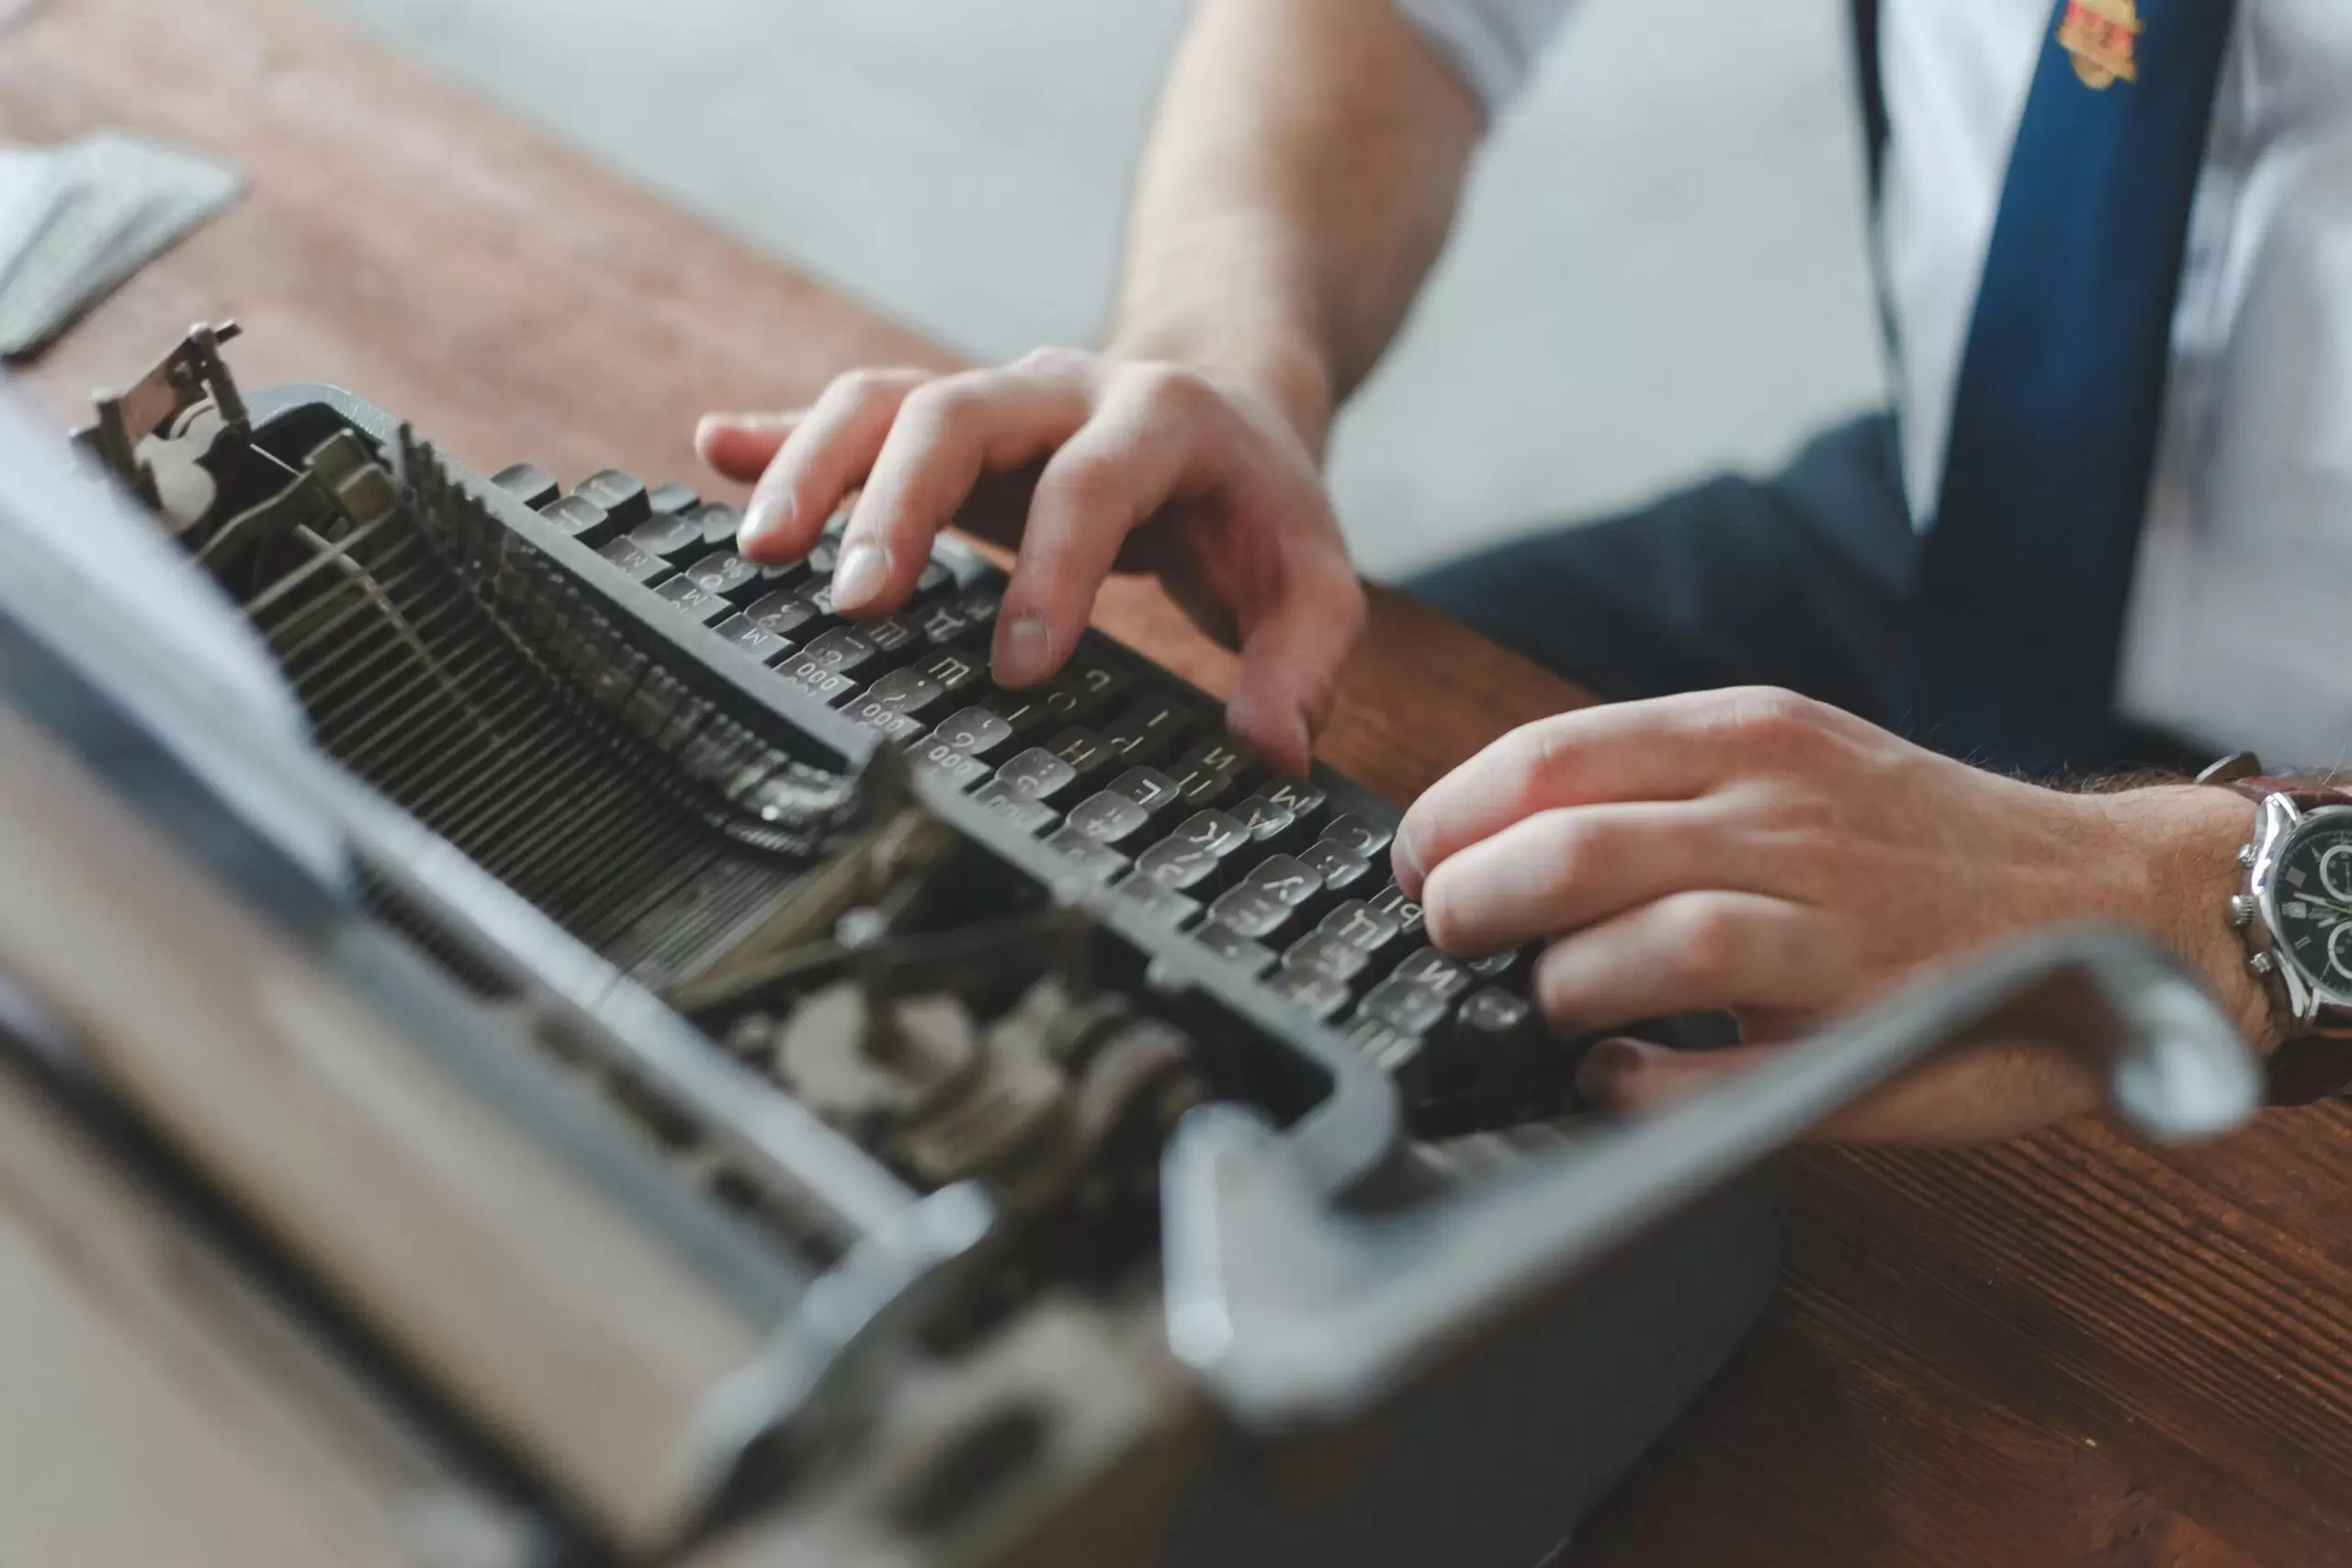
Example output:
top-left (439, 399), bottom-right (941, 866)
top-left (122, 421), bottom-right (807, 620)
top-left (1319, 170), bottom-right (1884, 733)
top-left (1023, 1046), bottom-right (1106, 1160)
top-left (1105, 0), bottom-right (1484, 454)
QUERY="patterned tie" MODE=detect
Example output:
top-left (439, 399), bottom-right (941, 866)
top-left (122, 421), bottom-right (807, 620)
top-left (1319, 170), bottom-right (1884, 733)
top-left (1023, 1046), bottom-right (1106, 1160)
top-left (1907, 0), bottom-right (2237, 776)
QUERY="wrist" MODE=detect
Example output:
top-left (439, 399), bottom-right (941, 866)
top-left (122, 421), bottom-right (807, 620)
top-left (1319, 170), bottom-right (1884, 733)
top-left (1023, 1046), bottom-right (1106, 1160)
top-left (2109, 784), bottom-right (2279, 1054)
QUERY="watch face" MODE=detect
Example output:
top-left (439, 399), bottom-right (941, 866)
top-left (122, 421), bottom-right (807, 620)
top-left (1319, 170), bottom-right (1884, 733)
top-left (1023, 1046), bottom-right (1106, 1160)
top-left (2272, 817), bottom-right (2352, 988)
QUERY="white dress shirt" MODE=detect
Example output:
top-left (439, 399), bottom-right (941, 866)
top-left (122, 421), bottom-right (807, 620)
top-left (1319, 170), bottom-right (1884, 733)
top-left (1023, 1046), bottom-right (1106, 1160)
top-left (1395, 0), bottom-right (2352, 769)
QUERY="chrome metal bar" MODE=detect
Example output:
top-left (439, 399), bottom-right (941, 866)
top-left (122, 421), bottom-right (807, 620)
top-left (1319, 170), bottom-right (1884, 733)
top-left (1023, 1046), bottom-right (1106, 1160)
top-left (1163, 925), bottom-right (2262, 1432)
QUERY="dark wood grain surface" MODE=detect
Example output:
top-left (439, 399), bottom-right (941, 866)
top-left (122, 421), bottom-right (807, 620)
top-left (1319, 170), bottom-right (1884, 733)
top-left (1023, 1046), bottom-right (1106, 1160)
top-left (7, 2), bottom-right (2350, 1562)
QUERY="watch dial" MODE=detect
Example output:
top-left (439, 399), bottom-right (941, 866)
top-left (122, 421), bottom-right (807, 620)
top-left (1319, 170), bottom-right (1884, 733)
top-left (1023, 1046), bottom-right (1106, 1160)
top-left (2273, 820), bottom-right (2352, 986)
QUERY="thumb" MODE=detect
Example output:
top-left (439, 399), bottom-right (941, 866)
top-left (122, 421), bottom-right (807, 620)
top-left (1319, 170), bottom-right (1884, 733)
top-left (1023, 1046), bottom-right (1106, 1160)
top-left (1224, 561), bottom-right (1364, 775)
top-left (695, 411), bottom-right (802, 483)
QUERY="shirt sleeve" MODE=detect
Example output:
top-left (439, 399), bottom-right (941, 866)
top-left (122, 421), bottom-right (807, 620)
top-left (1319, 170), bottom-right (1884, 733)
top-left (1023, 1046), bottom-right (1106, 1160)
top-left (1387, 0), bottom-right (1579, 118)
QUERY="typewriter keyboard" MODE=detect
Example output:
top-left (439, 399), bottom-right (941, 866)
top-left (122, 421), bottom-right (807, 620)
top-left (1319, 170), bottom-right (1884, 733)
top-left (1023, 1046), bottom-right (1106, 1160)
top-left (489, 460), bottom-right (1577, 1137)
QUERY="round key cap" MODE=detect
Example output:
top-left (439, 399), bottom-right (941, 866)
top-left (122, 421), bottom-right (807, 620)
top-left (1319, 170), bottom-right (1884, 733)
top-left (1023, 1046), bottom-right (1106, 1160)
top-left (914, 738), bottom-right (993, 792)
top-left (1283, 931), bottom-right (1369, 982)
top-left (998, 747), bottom-right (1080, 803)
top-left (1169, 809), bottom-right (1248, 858)
top-left (1059, 661), bottom-right (1130, 723)
top-left (1110, 873), bottom-right (1201, 931)
top-left (540, 493), bottom-right (613, 546)
top-left (1320, 812), bottom-right (1394, 859)
top-left (1104, 697), bottom-right (1194, 765)
top-left (490, 461), bottom-right (559, 510)
top-left (933, 705), bottom-right (1017, 761)
top-left (1394, 947), bottom-right (1471, 1001)
top-left (575, 468), bottom-right (650, 530)
top-left (1296, 840), bottom-right (1372, 902)
top-left (653, 575), bottom-right (731, 626)
top-left (1469, 947), bottom-right (1526, 982)
top-left (1268, 962), bottom-right (1351, 1022)
top-left (864, 615), bottom-right (923, 658)
top-left (1317, 900), bottom-right (1402, 956)
top-left (688, 500), bottom-right (744, 550)
top-left (715, 613), bottom-right (797, 666)
top-left (1457, 987), bottom-right (1532, 1037)
top-left (1066, 791), bottom-right (1152, 848)
top-left (973, 778), bottom-right (1063, 837)
top-left (1359, 974), bottom-right (1452, 1037)
top-left (1135, 836), bottom-right (1224, 893)
top-left (628, 510), bottom-right (707, 563)
top-left (745, 589), bottom-right (820, 640)
top-left (1107, 767), bottom-right (1182, 818)
top-left (780, 662), bottom-right (860, 706)
top-left (1043, 828), bottom-right (1132, 888)
top-left (647, 479), bottom-right (699, 516)
top-left (1206, 884), bottom-right (1293, 942)
top-left (916, 648), bottom-right (986, 697)
top-left (801, 626), bottom-right (879, 674)
top-left (1369, 884), bottom-right (1428, 943)
top-left (1455, 987), bottom-right (1542, 1124)
top-left (1193, 920), bottom-right (1277, 979)
top-left (859, 665), bottom-right (948, 717)
top-left (915, 601), bottom-right (972, 647)
top-left (596, 536), bottom-right (671, 586)
top-left (1244, 854), bottom-right (1323, 908)
top-left (684, 549), bottom-right (763, 602)
top-left (854, 705), bottom-right (928, 745)
top-left (1260, 776), bottom-right (1329, 827)
top-left (1229, 794), bottom-right (1298, 847)
top-left (1046, 727), bottom-right (1117, 786)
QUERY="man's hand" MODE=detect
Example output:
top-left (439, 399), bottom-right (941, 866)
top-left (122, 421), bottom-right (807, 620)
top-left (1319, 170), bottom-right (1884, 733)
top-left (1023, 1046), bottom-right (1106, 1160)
top-left (695, 350), bottom-right (1363, 773)
top-left (1392, 688), bottom-right (2270, 1143)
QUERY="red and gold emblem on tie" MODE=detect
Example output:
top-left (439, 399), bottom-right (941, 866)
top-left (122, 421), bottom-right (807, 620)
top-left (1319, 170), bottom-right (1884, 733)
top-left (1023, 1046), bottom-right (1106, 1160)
top-left (2058, 0), bottom-right (2143, 89)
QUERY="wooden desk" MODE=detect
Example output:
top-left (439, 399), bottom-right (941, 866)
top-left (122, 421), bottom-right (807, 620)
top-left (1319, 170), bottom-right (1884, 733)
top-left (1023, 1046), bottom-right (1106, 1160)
top-left (8, 2), bottom-right (2352, 1562)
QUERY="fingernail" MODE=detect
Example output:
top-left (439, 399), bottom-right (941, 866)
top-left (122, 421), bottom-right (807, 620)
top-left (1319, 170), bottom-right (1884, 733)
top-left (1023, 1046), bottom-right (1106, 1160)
top-left (833, 541), bottom-right (890, 609)
top-left (1392, 835), bottom-right (1423, 891)
top-left (741, 491), bottom-right (793, 547)
top-left (999, 613), bottom-right (1055, 685)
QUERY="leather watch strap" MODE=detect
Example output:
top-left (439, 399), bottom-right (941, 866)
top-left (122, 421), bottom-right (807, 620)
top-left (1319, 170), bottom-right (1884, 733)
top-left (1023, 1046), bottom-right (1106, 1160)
top-left (2213, 772), bottom-right (2352, 1105)
top-left (2225, 774), bottom-right (2352, 812)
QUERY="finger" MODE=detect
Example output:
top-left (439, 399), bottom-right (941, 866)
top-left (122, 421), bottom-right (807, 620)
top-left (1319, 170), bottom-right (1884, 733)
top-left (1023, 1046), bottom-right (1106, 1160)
top-left (1393, 688), bottom-right (1811, 898)
top-left (990, 378), bottom-right (1193, 687)
top-left (1575, 1033), bottom-right (2102, 1145)
top-left (1418, 803), bottom-right (1772, 958)
top-left (1222, 558), bottom-right (1364, 775)
top-left (1529, 889), bottom-right (1826, 1032)
top-left (738, 367), bottom-right (934, 563)
top-left (837, 366), bottom-right (1095, 615)
top-left (695, 411), bottom-right (801, 483)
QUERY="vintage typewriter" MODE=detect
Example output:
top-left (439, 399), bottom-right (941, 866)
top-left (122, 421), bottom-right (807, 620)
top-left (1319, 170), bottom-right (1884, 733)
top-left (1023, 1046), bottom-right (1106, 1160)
top-left (0, 324), bottom-right (2262, 1568)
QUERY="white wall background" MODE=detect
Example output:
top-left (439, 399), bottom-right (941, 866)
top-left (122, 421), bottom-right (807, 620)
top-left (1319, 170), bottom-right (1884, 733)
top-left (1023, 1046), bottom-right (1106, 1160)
top-left (313, 0), bottom-right (1890, 575)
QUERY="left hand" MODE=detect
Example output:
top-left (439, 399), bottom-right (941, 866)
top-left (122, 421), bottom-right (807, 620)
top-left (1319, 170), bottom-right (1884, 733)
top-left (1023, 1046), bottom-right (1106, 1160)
top-left (1392, 687), bottom-right (2271, 1143)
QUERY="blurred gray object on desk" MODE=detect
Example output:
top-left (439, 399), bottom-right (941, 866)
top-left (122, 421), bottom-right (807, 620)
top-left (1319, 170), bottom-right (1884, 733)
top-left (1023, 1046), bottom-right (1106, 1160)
top-left (0, 130), bottom-right (242, 362)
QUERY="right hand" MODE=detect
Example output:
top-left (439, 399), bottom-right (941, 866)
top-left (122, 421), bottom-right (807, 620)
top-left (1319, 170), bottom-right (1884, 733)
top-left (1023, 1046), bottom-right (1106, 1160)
top-left (695, 347), bottom-right (1366, 773)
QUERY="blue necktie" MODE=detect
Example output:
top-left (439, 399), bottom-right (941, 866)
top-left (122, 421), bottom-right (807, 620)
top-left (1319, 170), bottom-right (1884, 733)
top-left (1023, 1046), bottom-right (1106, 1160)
top-left (1907, 0), bottom-right (2237, 776)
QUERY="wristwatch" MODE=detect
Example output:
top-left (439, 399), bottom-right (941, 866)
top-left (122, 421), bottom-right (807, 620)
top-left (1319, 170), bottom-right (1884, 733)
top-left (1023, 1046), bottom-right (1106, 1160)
top-left (2197, 752), bottom-right (2352, 1105)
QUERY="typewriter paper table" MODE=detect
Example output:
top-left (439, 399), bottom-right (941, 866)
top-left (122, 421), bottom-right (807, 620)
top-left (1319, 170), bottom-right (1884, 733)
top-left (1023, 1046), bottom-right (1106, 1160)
top-left (9, 0), bottom-right (2352, 1562)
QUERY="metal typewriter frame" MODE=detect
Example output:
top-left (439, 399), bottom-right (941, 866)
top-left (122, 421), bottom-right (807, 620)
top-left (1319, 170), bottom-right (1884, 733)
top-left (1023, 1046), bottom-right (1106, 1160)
top-left (0, 370), bottom-right (2269, 1564)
